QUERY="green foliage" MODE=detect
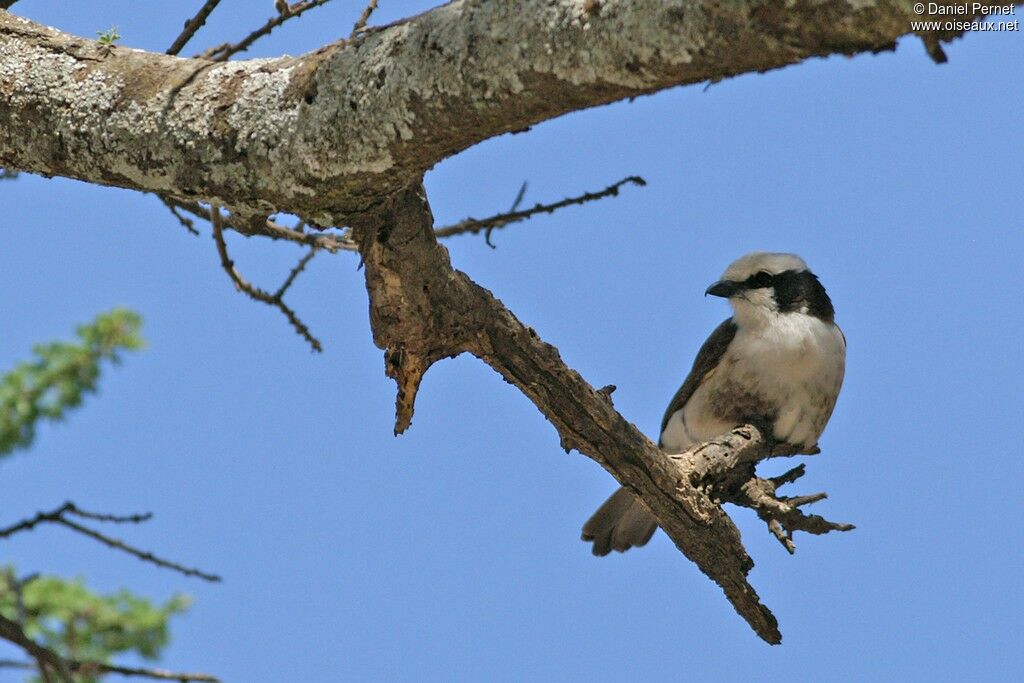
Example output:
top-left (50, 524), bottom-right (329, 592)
top-left (95, 27), bottom-right (120, 47)
top-left (0, 310), bottom-right (193, 680)
top-left (1, 567), bottom-right (189, 682)
top-left (0, 309), bottom-right (143, 457)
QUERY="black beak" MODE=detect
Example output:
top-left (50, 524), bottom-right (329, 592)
top-left (705, 280), bottom-right (738, 298)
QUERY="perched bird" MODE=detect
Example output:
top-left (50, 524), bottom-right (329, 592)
top-left (582, 252), bottom-right (846, 556)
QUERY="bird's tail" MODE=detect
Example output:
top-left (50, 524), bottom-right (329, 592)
top-left (581, 487), bottom-right (658, 556)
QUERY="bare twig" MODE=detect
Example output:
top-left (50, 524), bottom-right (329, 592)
top-left (0, 615), bottom-right (73, 682)
top-left (160, 196), bottom-right (200, 236)
top-left (1, 569), bottom-right (39, 634)
top-left (274, 247), bottom-right (317, 299)
top-left (166, 0), bottom-right (224, 55)
top-left (70, 661), bottom-right (220, 682)
top-left (162, 196), bottom-right (355, 252)
top-left (66, 506), bottom-right (153, 524)
top-left (199, 0), bottom-right (336, 61)
top-left (483, 180), bottom-right (527, 248)
top-left (350, 0), bottom-right (380, 39)
top-left (0, 502), bottom-right (148, 538)
top-left (211, 206), bottom-right (323, 352)
top-left (0, 660), bottom-right (34, 670)
top-left (0, 655), bottom-right (220, 682)
top-left (0, 502), bottom-right (221, 582)
top-left (433, 175), bottom-right (646, 243)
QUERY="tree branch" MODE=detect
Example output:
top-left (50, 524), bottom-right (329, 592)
top-left (350, 0), bottom-right (380, 40)
top-left (0, 646), bottom-right (220, 682)
top-left (0, 502), bottom-right (221, 582)
top-left (69, 661), bottom-right (219, 682)
top-left (433, 176), bottom-right (645, 245)
top-left (2, 2), bottom-right (1013, 223)
top-left (198, 0), bottom-right (337, 61)
top-left (0, 615), bottom-right (73, 682)
top-left (163, 197), bottom-right (356, 252)
top-left (166, 0), bottom-right (224, 56)
top-left (351, 183), bottom-right (857, 644)
top-left (210, 207), bottom-right (323, 352)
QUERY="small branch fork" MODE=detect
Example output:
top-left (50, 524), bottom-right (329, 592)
top-left (164, 197), bottom-right (354, 252)
top-left (672, 426), bottom-right (855, 555)
top-left (0, 501), bottom-right (221, 582)
top-left (210, 206), bottom-right (323, 353)
top-left (349, 0), bottom-right (380, 40)
top-left (161, 173), bottom-right (641, 351)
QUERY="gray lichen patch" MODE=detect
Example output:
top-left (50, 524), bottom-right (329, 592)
top-left (1, 0), bottom-right (971, 221)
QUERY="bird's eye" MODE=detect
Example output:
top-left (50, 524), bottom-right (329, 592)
top-left (748, 271), bottom-right (773, 288)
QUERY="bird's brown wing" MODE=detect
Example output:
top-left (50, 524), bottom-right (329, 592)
top-left (658, 318), bottom-right (738, 443)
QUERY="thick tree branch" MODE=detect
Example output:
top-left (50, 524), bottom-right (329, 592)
top-left (352, 184), bottom-right (858, 644)
top-left (1, 1), bottom-right (1013, 223)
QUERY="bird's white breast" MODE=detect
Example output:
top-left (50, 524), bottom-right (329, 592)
top-left (660, 313), bottom-right (845, 453)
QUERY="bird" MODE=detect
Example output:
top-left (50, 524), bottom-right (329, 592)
top-left (581, 252), bottom-right (846, 556)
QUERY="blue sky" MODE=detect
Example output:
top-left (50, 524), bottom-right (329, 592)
top-left (2, 2), bottom-right (1022, 681)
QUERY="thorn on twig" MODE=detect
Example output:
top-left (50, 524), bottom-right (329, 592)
top-left (486, 180), bottom-right (529, 248)
top-left (210, 206), bottom-right (323, 352)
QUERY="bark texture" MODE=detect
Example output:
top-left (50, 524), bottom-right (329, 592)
top-left (354, 186), bottom-right (853, 643)
top-left (1, 1), bottom-right (1007, 223)
top-left (1, 0), bottom-right (1011, 644)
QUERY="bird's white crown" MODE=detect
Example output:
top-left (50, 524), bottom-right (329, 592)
top-left (721, 252), bottom-right (808, 282)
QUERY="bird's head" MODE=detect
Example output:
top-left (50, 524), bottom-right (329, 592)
top-left (705, 252), bottom-right (834, 326)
